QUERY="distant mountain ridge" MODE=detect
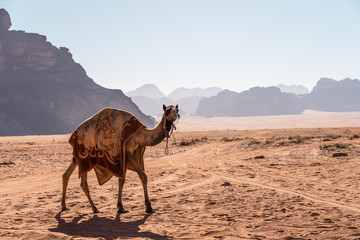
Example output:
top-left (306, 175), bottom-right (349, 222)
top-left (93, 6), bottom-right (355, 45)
top-left (168, 87), bottom-right (222, 100)
top-left (126, 84), bottom-right (166, 99)
top-left (276, 84), bottom-right (309, 95)
top-left (196, 78), bottom-right (360, 117)
top-left (300, 78), bottom-right (360, 112)
top-left (0, 9), bottom-right (155, 136)
top-left (127, 79), bottom-right (360, 117)
top-left (126, 84), bottom-right (222, 116)
top-left (196, 87), bottom-right (301, 117)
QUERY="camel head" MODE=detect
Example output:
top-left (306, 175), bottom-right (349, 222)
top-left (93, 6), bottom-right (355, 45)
top-left (163, 104), bottom-right (179, 123)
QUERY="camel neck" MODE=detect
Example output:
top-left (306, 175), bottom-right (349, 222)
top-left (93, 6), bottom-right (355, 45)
top-left (138, 115), bottom-right (168, 146)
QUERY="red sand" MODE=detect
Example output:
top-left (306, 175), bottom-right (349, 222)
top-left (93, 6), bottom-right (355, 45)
top-left (1, 112), bottom-right (360, 239)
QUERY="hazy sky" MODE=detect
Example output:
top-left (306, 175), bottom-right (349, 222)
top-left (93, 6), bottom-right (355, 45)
top-left (2, 0), bottom-right (360, 94)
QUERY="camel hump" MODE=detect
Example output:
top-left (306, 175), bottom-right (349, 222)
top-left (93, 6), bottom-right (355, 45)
top-left (69, 107), bottom-right (144, 153)
top-left (97, 108), bottom-right (139, 122)
top-left (69, 107), bottom-right (145, 183)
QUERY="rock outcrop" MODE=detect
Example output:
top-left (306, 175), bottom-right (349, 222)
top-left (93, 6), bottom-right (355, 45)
top-left (300, 78), bottom-right (360, 112)
top-left (0, 9), bottom-right (155, 136)
top-left (0, 9), bottom-right (11, 31)
top-left (196, 87), bottom-right (301, 117)
top-left (196, 78), bottom-right (360, 117)
top-left (277, 84), bottom-right (309, 95)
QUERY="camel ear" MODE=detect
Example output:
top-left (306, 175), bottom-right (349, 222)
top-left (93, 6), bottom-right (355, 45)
top-left (163, 104), bottom-right (166, 111)
top-left (175, 104), bottom-right (179, 111)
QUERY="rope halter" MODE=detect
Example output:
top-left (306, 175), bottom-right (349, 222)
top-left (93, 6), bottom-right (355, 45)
top-left (163, 114), bottom-right (177, 154)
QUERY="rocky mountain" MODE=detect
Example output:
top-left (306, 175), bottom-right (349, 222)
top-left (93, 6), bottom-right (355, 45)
top-left (126, 84), bottom-right (166, 99)
top-left (196, 87), bottom-right (301, 117)
top-left (196, 78), bottom-right (360, 117)
top-left (0, 9), bottom-right (155, 136)
top-left (176, 96), bottom-right (203, 116)
top-left (168, 87), bottom-right (222, 100)
top-left (300, 78), bottom-right (360, 112)
top-left (277, 84), bottom-right (309, 95)
top-left (129, 96), bottom-right (173, 116)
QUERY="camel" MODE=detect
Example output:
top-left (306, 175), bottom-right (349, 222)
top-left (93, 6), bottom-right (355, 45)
top-left (61, 104), bottom-right (179, 214)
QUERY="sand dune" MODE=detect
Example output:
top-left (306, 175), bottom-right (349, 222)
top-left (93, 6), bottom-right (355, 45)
top-left (1, 114), bottom-right (360, 239)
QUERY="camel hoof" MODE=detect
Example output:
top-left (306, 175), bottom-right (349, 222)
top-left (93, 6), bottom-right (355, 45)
top-left (117, 209), bottom-right (129, 214)
top-left (61, 207), bottom-right (69, 212)
top-left (146, 208), bottom-right (155, 214)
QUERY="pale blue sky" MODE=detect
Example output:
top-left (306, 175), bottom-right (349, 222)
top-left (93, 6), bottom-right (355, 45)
top-left (2, 0), bottom-right (360, 94)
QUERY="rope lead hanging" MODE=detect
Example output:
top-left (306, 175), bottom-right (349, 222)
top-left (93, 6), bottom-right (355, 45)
top-left (164, 122), bottom-right (176, 155)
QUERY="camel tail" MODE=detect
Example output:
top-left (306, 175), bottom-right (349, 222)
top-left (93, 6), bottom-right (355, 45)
top-left (69, 131), bottom-right (78, 164)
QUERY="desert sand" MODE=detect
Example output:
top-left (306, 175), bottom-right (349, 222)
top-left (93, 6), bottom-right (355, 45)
top-left (1, 111), bottom-right (360, 239)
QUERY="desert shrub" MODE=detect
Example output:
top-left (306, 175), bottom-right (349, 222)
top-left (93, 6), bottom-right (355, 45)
top-left (320, 143), bottom-right (349, 150)
top-left (291, 136), bottom-right (303, 144)
top-left (222, 137), bottom-right (230, 142)
top-left (248, 140), bottom-right (261, 145)
top-left (324, 134), bottom-right (341, 140)
top-left (222, 137), bottom-right (242, 142)
top-left (278, 141), bottom-right (288, 146)
top-left (288, 135), bottom-right (313, 144)
top-left (349, 134), bottom-right (360, 140)
top-left (320, 144), bottom-right (332, 150)
top-left (334, 143), bottom-right (348, 149)
top-left (179, 137), bottom-right (207, 146)
top-left (179, 139), bottom-right (196, 146)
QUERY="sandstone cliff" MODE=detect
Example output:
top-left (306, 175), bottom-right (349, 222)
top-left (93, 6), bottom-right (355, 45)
top-left (0, 9), bottom-right (155, 136)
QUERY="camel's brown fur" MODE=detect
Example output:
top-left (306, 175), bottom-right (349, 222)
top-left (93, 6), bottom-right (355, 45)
top-left (61, 104), bottom-right (179, 214)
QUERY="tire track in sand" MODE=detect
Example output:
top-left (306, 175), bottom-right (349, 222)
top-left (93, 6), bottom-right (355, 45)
top-left (170, 146), bottom-right (360, 214)
top-left (152, 152), bottom-right (218, 196)
top-left (211, 172), bottom-right (360, 214)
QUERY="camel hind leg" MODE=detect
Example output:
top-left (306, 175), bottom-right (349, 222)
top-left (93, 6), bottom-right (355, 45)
top-left (80, 173), bottom-right (100, 213)
top-left (117, 160), bottom-right (129, 214)
top-left (61, 158), bottom-right (77, 211)
top-left (126, 150), bottom-right (154, 213)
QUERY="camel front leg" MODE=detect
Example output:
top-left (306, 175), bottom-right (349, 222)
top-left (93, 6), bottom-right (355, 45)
top-left (126, 151), bottom-right (154, 213)
top-left (80, 173), bottom-right (100, 213)
top-left (61, 158), bottom-right (77, 211)
top-left (117, 161), bottom-right (128, 214)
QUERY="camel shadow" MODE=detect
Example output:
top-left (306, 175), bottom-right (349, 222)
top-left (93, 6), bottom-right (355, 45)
top-left (49, 211), bottom-right (169, 240)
